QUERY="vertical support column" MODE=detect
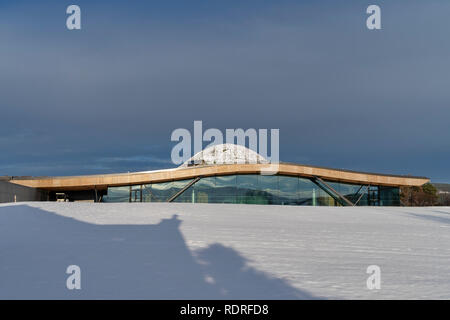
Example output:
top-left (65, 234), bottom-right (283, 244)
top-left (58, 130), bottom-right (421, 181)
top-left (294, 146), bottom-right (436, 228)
top-left (312, 188), bottom-right (316, 206)
top-left (377, 186), bottom-right (381, 206)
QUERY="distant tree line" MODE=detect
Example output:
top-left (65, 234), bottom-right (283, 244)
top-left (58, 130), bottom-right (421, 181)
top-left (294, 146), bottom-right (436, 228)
top-left (438, 192), bottom-right (450, 206)
top-left (400, 183), bottom-right (450, 206)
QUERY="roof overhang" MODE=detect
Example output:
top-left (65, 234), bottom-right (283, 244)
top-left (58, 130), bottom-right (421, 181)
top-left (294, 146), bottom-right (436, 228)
top-left (9, 163), bottom-right (430, 192)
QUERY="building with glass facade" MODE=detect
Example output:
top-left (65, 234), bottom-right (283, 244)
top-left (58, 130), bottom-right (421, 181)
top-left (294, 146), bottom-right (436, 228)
top-left (9, 145), bottom-right (428, 206)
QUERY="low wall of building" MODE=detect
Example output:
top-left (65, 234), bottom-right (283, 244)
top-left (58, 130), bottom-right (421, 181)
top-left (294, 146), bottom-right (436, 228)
top-left (0, 180), bottom-right (48, 203)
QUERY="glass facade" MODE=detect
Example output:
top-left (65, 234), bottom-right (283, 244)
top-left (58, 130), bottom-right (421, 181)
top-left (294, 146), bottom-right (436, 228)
top-left (103, 186), bottom-right (130, 202)
top-left (103, 174), bottom-right (401, 206)
top-left (103, 179), bottom-right (194, 203)
top-left (379, 186), bottom-right (400, 206)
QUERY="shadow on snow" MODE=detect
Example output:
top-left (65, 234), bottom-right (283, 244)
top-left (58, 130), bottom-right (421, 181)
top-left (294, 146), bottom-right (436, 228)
top-left (0, 205), bottom-right (315, 299)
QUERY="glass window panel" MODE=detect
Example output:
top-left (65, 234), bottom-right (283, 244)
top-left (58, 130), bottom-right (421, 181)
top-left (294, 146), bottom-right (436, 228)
top-left (278, 176), bottom-right (299, 205)
top-left (316, 187), bottom-right (336, 206)
top-left (172, 186), bottom-right (193, 203)
top-left (214, 175), bottom-right (237, 203)
top-left (104, 186), bottom-right (130, 202)
top-left (236, 175), bottom-right (267, 204)
top-left (258, 175), bottom-right (279, 205)
top-left (142, 184), bottom-right (153, 202)
top-left (379, 186), bottom-right (400, 206)
top-left (149, 181), bottom-right (172, 202)
top-left (339, 183), bottom-right (361, 202)
top-left (193, 177), bottom-right (216, 203)
top-left (298, 177), bottom-right (315, 205)
top-left (150, 179), bottom-right (194, 202)
top-left (327, 182), bottom-right (341, 194)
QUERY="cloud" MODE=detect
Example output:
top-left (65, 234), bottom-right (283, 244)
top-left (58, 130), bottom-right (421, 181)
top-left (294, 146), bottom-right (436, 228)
top-left (0, 0), bottom-right (449, 181)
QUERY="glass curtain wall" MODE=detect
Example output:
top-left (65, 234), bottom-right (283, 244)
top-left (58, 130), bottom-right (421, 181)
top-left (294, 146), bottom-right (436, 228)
top-left (103, 174), bottom-right (400, 206)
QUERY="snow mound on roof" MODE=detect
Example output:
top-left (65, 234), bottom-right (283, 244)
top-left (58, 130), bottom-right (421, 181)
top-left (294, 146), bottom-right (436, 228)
top-left (180, 143), bottom-right (269, 167)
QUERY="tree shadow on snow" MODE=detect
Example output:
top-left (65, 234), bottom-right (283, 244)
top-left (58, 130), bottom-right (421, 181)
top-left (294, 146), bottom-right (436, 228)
top-left (432, 209), bottom-right (450, 216)
top-left (404, 212), bottom-right (450, 225)
top-left (0, 205), bottom-right (315, 299)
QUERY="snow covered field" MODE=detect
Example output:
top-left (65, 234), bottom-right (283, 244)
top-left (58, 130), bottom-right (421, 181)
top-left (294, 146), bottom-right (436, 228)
top-left (0, 202), bottom-right (449, 299)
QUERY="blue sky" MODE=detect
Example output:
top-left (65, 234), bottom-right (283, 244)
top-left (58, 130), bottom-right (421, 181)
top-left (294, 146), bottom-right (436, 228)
top-left (1, 0), bottom-right (449, 182)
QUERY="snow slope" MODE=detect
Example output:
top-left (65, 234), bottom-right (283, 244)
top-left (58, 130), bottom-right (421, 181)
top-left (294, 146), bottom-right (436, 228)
top-left (0, 202), bottom-right (449, 299)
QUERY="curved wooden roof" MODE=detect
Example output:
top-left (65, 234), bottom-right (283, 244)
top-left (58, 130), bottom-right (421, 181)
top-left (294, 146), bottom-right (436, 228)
top-left (9, 163), bottom-right (429, 191)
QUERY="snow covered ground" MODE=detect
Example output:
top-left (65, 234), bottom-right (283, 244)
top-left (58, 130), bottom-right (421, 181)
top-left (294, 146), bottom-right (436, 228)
top-left (0, 202), bottom-right (449, 299)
